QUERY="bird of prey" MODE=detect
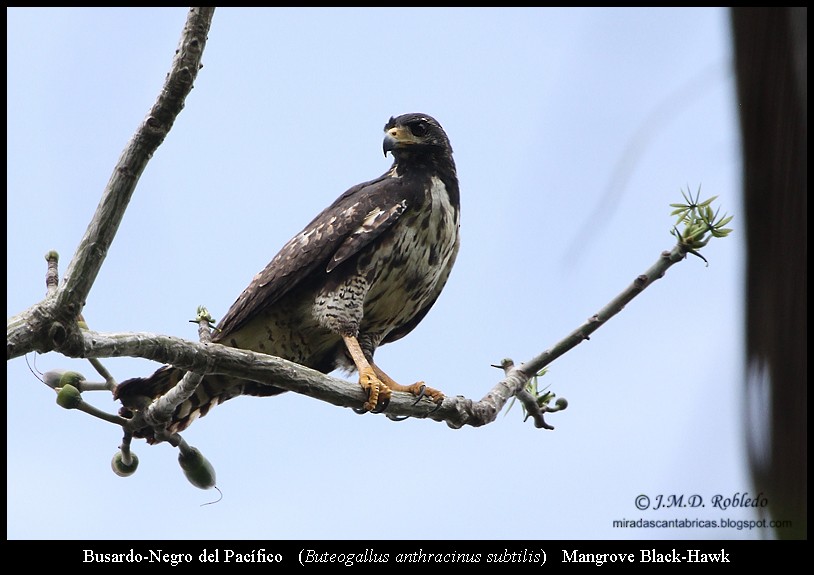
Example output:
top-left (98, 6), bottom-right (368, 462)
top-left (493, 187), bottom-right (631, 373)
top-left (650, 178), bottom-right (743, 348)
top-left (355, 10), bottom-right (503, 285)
top-left (115, 113), bottom-right (460, 439)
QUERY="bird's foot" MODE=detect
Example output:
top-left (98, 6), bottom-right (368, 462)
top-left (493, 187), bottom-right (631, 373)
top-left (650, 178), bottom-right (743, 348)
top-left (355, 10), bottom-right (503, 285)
top-left (396, 381), bottom-right (445, 406)
top-left (354, 366), bottom-right (391, 414)
top-left (386, 382), bottom-right (445, 420)
top-left (353, 371), bottom-right (445, 416)
top-left (392, 381), bottom-right (445, 415)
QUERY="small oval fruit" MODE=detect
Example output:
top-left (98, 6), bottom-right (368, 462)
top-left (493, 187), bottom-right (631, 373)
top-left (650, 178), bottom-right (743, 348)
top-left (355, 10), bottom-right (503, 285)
top-left (59, 371), bottom-right (85, 389)
top-left (178, 446), bottom-right (216, 490)
top-left (111, 451), bottom-right (139, 477)
top-left (56, 384), bottom-right (82, 409)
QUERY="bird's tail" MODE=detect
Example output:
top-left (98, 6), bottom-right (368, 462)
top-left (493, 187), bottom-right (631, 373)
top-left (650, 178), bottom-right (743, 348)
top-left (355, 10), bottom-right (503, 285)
top-left (114, 365), bottom-right (285, 440)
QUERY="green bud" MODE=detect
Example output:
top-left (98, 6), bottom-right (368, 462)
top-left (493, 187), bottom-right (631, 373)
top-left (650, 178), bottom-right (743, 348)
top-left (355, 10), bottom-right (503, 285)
top-left (111, 451), bottom-right (139, 477)
top-left (56, 384), bottom-right (82, 409)
top-left (59, 371), bottom-right (85, 389)
top-left (178, 446), bottom-right (216, 490)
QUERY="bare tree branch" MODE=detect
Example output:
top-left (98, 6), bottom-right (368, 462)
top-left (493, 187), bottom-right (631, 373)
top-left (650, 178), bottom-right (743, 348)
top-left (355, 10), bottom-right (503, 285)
top-left (44, 239), bottom-right (692, 433)
top-left (6, 7), bottom-right (215, 361)
top-left (142, 308), bottom-right (214, 428)
top-left (7, 8), bottom-right (729, 456)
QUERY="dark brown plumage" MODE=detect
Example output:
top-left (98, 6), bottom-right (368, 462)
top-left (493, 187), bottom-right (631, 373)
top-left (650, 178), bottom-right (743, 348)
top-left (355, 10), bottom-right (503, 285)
top-left (115, 113), bottom-right (460, 437)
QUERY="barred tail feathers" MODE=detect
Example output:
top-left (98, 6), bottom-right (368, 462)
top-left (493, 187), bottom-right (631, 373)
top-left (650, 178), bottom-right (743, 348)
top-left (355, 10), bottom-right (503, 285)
top-left (115, 365), bottom-right (285, 435)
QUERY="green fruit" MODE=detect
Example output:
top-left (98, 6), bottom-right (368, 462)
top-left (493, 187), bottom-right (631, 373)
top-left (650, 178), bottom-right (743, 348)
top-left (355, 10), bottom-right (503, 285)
top-left (59, 371), bottom-right (85, 388)
top-left (56, 384), bottom-right (82, 409)
top-left (178, 447), bottom-right (216, 489)
top-left (111, 451), bottom-right (139, 477)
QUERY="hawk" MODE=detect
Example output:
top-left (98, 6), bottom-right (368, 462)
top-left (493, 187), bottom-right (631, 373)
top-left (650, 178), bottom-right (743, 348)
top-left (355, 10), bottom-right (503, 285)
top-left (115, 113), bottom-right (460, 438)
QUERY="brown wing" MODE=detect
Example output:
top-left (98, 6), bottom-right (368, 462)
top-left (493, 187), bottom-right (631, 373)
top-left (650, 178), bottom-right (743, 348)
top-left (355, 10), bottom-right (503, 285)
top-left (213, 172), bottom-right (420, 341)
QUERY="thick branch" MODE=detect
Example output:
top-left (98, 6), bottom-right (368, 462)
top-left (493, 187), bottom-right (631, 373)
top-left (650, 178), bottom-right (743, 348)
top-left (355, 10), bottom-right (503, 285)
top-left (56, 7), bottom-right (214, 314)
top-left (73, 329), bottom-right (446, 415)
top-left (6, 8), bottom-right (215, 360)
top-left (143, 308), bottom-right (214, 427)
top-left (48, 241), bottom-right (691, 431)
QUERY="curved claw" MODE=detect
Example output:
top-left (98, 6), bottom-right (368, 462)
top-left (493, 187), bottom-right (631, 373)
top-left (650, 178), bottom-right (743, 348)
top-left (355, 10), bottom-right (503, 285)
top-left (410, 384), bottom-right (427, 406)
top-left (352, 406), bottom-right (369, 415)
top-left (408, 385), bottom-right (444, 417)
top-left (388, 414), bottom-right (411, 422)
top-left (427, 399), bottom-right (444, 415)
top-left (371, 395), bottom-right (390, 414)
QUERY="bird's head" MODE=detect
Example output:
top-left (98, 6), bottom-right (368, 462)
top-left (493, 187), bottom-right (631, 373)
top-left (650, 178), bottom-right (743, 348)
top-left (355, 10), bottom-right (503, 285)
top-left (383, 113), bottom-right (453, 160)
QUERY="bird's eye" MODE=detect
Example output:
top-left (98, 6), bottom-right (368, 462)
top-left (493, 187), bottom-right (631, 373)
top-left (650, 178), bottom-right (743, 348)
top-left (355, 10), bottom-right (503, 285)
top-left (410, 122), bottom-right (428, 137)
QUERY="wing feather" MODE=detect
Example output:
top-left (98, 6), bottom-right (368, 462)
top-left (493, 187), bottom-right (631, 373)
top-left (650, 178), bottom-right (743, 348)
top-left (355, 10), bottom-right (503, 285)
top-left (214, 173), bottom-right (417, 340)
top-left (326, 199), bottom-right (407, 273)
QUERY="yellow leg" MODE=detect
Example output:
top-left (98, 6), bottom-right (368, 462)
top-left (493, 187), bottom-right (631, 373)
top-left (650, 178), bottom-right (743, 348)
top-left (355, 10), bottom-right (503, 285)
top-left (371, 362), bottom-right (444, 404)
top-left (341, 334), bottom-right (444, 411)
top-left (342, 335), bottom-right (389, 411)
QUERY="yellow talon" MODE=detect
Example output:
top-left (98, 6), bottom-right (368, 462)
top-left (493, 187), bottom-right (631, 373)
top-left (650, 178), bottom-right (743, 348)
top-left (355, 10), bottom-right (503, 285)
top-left (343, 334), bottom-right (443, 412)
top-left (358, 366), bottom-right (391, 412)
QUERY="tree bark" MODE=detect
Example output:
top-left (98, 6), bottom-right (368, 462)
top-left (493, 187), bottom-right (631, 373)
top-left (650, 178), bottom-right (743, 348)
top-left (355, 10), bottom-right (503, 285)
top-left (731, 7), bottom-right (807, 540)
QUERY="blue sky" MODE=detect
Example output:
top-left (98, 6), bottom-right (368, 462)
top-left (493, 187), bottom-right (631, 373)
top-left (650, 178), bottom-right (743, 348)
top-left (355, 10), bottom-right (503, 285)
top-left (7, 8), bottom-right (757, 540)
